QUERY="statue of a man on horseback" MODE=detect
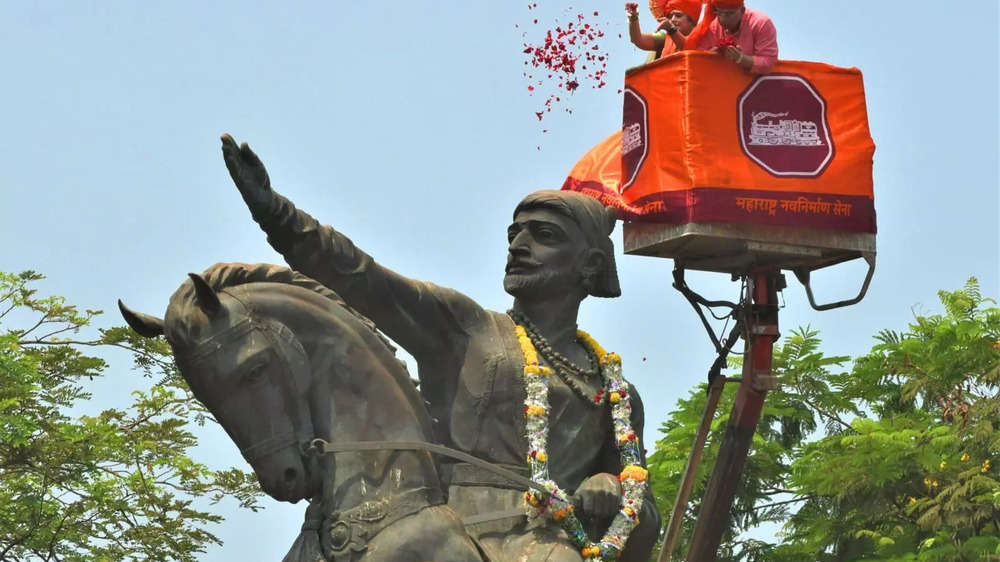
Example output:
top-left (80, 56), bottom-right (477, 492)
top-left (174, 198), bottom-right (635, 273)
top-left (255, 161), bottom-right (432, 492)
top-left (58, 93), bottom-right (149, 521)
top-left (218, 134), bottom-right (661, 561)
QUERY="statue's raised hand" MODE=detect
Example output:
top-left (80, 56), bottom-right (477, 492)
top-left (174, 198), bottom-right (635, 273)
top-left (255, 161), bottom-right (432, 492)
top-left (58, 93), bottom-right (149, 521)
top-left (221, 133), bottom-right (272, 211)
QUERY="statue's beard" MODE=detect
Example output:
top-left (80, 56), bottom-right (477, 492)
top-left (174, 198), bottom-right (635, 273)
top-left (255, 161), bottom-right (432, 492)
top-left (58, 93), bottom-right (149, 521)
top-left (503, 268), bottom-right (580, 299)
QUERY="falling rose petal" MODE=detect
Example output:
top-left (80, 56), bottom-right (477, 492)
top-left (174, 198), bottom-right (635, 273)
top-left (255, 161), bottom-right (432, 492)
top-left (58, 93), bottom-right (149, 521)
top-left (520, 6), bottom-right (612, 123)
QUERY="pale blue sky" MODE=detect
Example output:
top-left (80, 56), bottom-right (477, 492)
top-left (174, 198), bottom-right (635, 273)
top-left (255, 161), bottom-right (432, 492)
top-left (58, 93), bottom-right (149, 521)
top-left (2, 1), bottom-right (997, 559)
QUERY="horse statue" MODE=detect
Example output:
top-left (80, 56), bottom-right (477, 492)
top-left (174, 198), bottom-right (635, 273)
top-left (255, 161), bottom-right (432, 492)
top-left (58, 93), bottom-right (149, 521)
top-left (118, 263), bottom-right (488, 561)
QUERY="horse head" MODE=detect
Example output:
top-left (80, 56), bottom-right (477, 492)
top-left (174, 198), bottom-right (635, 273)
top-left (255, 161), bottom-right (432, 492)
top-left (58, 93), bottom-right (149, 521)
top-left (121, 264), bottom-right (442, 509)
top-left (121, 263), bottom-right (494, 561)
top-left (120, 269), bottom-right (320, 503)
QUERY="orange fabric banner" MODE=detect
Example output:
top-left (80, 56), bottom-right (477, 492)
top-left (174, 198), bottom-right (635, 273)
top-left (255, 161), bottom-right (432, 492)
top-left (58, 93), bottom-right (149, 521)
top-left (563, 51), bottom-right (876, 233)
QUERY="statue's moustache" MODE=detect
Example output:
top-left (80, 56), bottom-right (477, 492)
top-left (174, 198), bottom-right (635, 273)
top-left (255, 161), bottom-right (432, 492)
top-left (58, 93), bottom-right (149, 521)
top-left (505, 257), bottom-right (542, 274)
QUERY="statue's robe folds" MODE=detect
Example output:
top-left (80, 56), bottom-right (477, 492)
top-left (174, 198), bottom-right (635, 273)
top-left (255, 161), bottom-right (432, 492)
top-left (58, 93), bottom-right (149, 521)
top-left (253, 194), bottom-right (661, 561)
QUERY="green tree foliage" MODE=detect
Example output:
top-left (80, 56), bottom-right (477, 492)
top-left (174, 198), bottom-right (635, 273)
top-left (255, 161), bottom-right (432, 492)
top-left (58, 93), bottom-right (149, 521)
top-left (648, 325), bottom-right (853, 561)
top-left (648, 278), bottom-right (1000, 561)
top-left (0, 271), bottom-right (262, 561)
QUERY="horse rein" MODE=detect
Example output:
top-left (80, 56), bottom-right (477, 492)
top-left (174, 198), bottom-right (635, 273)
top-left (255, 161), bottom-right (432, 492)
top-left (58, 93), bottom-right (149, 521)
top-left (307, 438), bottom-right (544, 493)
top-left (306, 438), bottom-right (555, 526)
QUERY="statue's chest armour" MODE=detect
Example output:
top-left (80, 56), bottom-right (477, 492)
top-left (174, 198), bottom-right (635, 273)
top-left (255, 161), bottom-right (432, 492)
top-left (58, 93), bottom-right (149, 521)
top-left (448, 312), bottom-right (613, 483)
top-left (449, 311), bottom-right (528, 464)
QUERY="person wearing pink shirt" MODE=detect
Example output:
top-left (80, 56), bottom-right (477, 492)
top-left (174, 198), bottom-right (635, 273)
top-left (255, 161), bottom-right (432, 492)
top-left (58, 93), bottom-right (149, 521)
top-left (685, 0), bottom-right (778, 74)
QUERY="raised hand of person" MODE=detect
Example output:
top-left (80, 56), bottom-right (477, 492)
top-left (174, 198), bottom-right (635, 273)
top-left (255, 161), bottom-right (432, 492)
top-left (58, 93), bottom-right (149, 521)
top-left (625, 2), bottom-right (639, 18)
top-left (221, 133), bottom-right (273, 213)
top-left (656, 18), bottom-right (677, 34)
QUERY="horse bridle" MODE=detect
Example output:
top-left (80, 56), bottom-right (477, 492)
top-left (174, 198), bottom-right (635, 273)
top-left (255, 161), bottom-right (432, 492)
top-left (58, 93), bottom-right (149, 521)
top-left (184, 314), bottom-right (316, 464)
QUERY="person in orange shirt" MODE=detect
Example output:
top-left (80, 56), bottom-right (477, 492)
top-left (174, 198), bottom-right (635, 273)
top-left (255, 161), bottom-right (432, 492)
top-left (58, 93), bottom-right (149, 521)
top-left (684, 0), bottom-right (778, 73)
top-left (625, 0), bottom-right (702, 62)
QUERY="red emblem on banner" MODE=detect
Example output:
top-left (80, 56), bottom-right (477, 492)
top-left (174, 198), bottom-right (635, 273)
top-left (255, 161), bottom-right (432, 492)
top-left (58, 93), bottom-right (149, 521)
top-left (621, 87), bottom-right (649, 191)
top-left (738, 74), bottom-right (834, 177)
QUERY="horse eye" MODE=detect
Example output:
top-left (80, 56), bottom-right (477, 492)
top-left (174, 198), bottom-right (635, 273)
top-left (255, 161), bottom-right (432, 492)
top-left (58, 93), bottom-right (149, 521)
top-left (242, 364), bottom-right (266, 384)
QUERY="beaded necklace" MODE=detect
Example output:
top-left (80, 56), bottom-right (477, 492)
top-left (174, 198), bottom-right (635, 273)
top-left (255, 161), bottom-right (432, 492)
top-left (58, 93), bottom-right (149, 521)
top-left (509, 310), bottom-right (604, 405)
top-left (511, 314), bottom-right (649, 561)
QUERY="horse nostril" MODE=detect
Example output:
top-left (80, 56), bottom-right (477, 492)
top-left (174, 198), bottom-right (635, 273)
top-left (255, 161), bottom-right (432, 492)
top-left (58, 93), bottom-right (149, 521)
top-left (284, 467), bottom-right (297, 483)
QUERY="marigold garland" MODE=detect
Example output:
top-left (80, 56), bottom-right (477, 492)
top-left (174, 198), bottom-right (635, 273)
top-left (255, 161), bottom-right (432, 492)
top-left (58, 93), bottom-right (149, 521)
top-left (514, 323), bottom-right (648, 561)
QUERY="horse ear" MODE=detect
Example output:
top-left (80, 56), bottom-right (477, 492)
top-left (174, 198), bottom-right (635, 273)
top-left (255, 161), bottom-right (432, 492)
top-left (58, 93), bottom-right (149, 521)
top-left (188, 273), bottom-right (222, 316)
top-left (118, 300), bottom-right (165, 337)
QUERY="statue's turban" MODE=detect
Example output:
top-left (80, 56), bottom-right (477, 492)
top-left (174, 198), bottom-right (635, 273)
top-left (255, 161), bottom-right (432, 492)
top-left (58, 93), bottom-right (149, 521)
top-left (513, 190), bottom-right (621, 298)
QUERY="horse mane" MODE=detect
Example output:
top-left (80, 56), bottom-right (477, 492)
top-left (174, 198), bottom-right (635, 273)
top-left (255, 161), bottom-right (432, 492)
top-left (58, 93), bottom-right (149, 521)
top-left (167, 262), bottom-right (437, 448)
top-left (167, 262), bottom-right (390, 350)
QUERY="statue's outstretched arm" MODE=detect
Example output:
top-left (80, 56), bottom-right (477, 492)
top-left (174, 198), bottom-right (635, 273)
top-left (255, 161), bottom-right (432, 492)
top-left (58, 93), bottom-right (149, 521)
top-left (221, 134), bottom-right (472, 361)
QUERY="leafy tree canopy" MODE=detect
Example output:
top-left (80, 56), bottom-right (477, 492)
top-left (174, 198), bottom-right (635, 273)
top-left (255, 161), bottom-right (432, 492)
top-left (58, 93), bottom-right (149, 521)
top-left (0, 271), bottom-right (261, 561)
top-left (648, 278), bottom-right (1000, 562)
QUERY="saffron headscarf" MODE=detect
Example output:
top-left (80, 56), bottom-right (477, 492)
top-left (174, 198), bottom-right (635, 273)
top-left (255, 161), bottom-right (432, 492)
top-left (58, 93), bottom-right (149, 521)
top-left (513, 190), bottom-right (621, 298)
top-left (650, 0), bottom-right (703, 23)
top-left (684, 0), bottom-right (745, 50)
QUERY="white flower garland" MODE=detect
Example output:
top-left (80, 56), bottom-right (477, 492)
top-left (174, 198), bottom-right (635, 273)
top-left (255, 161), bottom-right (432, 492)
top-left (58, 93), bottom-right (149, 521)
top-left (515, 325), bottom-right (648, 561)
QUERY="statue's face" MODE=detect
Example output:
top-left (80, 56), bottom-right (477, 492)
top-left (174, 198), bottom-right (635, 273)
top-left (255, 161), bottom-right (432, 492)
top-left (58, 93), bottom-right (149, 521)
top-left (503, 207), bottom-right (590, 299)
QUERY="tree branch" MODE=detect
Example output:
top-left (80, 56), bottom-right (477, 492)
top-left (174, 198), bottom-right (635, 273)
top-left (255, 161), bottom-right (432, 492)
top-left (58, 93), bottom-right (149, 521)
top-left (16, 312), bottom-right (51, 340)
top-left (0, 300), bottom-right (18, 320)
top-left (0, 530), bottom-right (34, 560)
top-left (761, 487), bottom-right (800, 496)
top-left (18, 339), bottom-right (173, 371)
top-left (792, 375), bottom-right (854, 432)
top-left (753, 495), bottom-right (815, 511)
top-left (32, 324), bottom-right (88, 343)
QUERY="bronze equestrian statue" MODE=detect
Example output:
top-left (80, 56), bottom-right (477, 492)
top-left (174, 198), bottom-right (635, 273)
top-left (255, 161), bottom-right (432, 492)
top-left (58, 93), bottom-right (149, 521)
top-left (123, 135), bottom-right (661, 561)
top-left (219, 133), bottom-right (662, 561)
